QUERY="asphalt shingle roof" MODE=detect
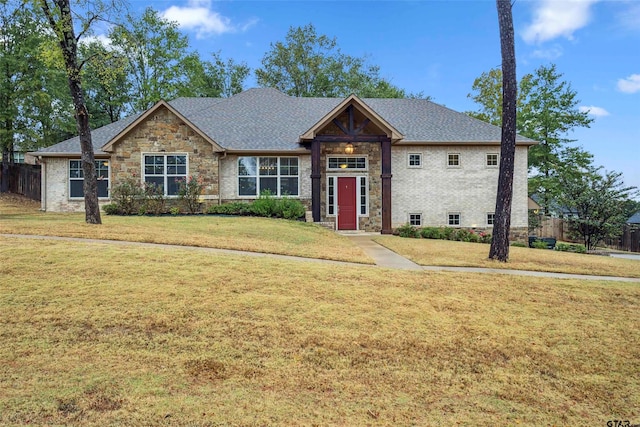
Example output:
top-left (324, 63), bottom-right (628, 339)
top-left (31, 87), bottom-right (536, 156)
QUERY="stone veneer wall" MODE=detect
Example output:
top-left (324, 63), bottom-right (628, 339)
top-left (320, 141), bottom-right (382, 231)
top-left (109, 106), bottom-right (219, 209)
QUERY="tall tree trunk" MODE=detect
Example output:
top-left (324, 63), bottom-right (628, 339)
top-left (489, 0), bottom-right (516, 261)
top-left (41, 0), bottom-right (101, 224)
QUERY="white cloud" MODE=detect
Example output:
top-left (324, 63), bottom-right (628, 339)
top-left (618, 3), bottom-right (640, 31)
top-left (617, 74), bottom-right (640, 93)
top-left (531, 45), bottom-right (563, 60)
top-left (522, 0), bottom-right (600, 44)
top-left (161, 0), bottom-right (242, 38)
top-left (579, 105), bottom-right (610, 117)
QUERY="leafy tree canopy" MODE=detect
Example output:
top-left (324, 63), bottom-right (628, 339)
top-left (255, 24), bottom-right (425, 99)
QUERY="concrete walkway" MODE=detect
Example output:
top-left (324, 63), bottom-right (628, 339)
top-left (342, 233), bottom-right (640, 283)
top-left (3, 233), bottom-right (640, 283)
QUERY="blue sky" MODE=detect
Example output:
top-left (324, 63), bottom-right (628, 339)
top-left (123, 0), bottom-right (639, 192)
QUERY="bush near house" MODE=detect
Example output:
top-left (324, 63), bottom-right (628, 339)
top-left (207, 192), bottom-right (305, 220)
top-left (396, 225), bottom-right (492, 244)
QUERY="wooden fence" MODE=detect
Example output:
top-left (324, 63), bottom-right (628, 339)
top-left (605, 225), bottom-right (640, 253)
top-left (0, 163), bottom-right (41, 201)
top-left (533, 215), bottom-right (640, 253)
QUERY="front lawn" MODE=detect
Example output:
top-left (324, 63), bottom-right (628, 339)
top-left (0, 194), bottom-right (372, 264)
top-left (374, 235), bottom-right (640, 278)
top-left (1, 236), bottom-right (638, 425)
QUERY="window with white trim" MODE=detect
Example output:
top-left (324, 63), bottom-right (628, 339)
top-left (143, 154), bottom-right (187, 196)
top-left (69, 160), bottom-right (109, 198)
top-left (408, 153), bottom-right (422, 168)
top-left (327, 156), bottom-right (367, 170)
top-left (238, 156), bottom-right (299, 197)
top-left (448, 212), bottom-right (461, 226)
top-left (327, 176), bottom-right (336, 215)
top-left (409, 213), bottom-right (422, 226)
top-left (487, 213), bottom-right (495, 226)
top-left (447, 153), bottom-right (460, 167)
top-left (486, 153), bottom-right (499, 167)
top-left (359, 176), bottom-right (368, 215)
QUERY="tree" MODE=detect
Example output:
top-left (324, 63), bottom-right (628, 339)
top-left (467, 64), bottom-right (593, 215)
top-left (488, 0), bottom-right (517, 262)
top-left (39, 0), bottom-right (103, 224)
top-left (80, 40), bottom-right (130, 127)
top-left (255, 24), bottom-right (416, 98)
top-left (1, 2), bottom-right (74, 188)
top-left (557, 165), bottom-right (637, 251)
top-left (522, 64), bottom-right (593, 214)
top-left (181, 52), bottom-right (249, 98)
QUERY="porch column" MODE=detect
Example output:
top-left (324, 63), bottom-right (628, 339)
top-left (311, 139), bottom-right (321, 222)
top-left (381, 138), bottom-right (392, 234)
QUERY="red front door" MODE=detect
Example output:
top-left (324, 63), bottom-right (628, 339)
top-left (337, 177), bottom-right (357, 230)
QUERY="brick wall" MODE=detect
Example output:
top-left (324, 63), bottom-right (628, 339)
top-left (390, 145), bottom-right (529, 229)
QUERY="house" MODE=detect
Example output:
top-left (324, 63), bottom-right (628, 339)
top-left (29, 88), bottom-right (536, 235)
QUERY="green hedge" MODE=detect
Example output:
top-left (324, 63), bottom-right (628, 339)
top-left (396, 225), bottom-right (492, 244)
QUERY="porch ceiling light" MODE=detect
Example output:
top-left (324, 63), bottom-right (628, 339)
top-left (344, 143), bottom-right (354, 154)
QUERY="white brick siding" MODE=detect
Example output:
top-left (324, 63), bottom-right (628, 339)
top-left (391, 145), bottom-right (529, 228)
top-left (41, 157), bottom-right (111, 212)
top-left (219, 154), bottom-right (311, 201)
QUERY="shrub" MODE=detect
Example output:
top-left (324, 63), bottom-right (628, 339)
top-left (207, 202), bottom-right (252, 215)
top-left (110, 177), bottom-right (144, 215)
top-left (479, 232), bottom-right (492, 244)
top-left (452, 228), bottom-right (472, 242)
top-left (178, 175), bottom-right (204, 214)
top-left (102, 203), bottom-right (120, 215)
top-left (442, 227), bottom-right (456, 240)
top-left (555, 243), bottom-right (587, 253)
top-left (276, 197), bottom-right (305, 220)
top-left (142, 182), bottom-right (166, 215)
top-left (397, 224), bottom-right (419, 238)
top-left (169, 207), bottom-right (181, 215)
top-left (420, 227), bottom-right (444, 239)
top-left (532, 240), bottom-right (549, 249)
top-left (511, 241), bottom-right (527, 247)
top-left (250, 190), bottom-right (278, 217)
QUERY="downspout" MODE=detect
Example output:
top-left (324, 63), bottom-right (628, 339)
top-left (39, 157), bottom-right (46, 211)
top-left (218, 151), bottom-right (227, 205)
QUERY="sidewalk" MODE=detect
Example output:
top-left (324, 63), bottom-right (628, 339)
top-left (343, 233), bottom-right (640, 283)
top-left (3, 233), bottom-right (640, 283)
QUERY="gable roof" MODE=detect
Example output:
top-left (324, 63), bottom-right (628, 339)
top-left (300, 94), bottom-right (404, 142)
top-left (628, 211), bottom-right (640, 224)
top-left (101, 100), bottom-right (224, 153)
top-left (30, 88), bottom-right (537, 156)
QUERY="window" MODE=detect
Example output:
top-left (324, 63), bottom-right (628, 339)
top-left (486, 153), bottom-right (499, 167)
top-left (326, 176), bottom-right (368, 217)
top-left (448, 212), bottom-right (461, 226)
top-left (327, 157), bottom-right (367, 170)
top-left (327, 176), bottom-right (336, 215)
top-left (359, 177), bottom-right (368, 215)
top-left (143, 154), bottom-right (187, 196)
top-left (238, 156), bottom-right (299, 197)
top-left (447, 153), bottom-right (460, 167)
top-left (13, 152), bottom-right (25, 163)
top-left (487, 213), bottom-right (495, 226)
top-left (409, 213), bottom-right (422, 226)
top-left (69, 160), bottom-right (109, 198)
top-left (408, 153), bottom-right (422, 168)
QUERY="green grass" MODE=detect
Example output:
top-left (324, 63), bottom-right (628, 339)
top-left (1, 236), bottom-right (638, 425)
top-left (375, 235), bottom-right (640, 278)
